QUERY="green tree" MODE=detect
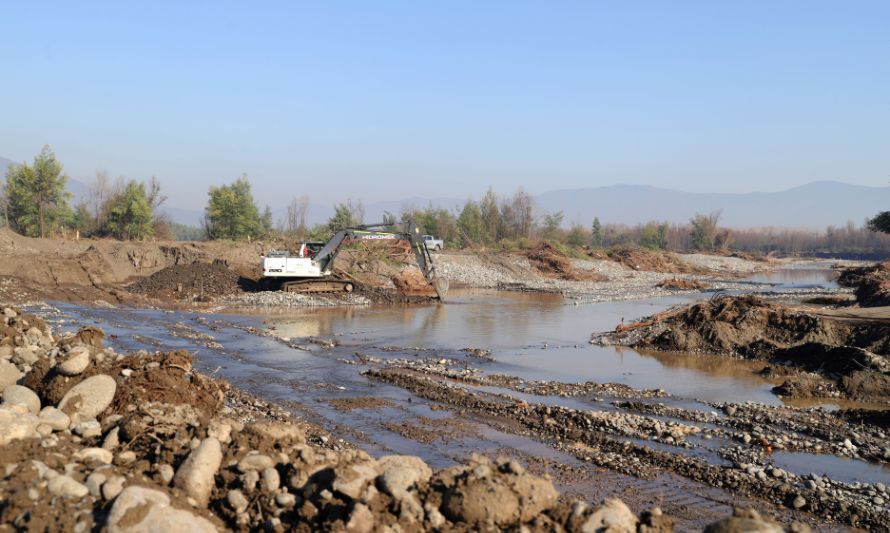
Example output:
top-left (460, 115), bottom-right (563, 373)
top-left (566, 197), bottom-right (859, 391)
top-left (328, 203), bottom-right (358, 233)
top-left (204, 176), bottom-right (263, 239)
top-left (591, 217), bottom-right (603, 248)
top-left (541, 211), bottom-right (564, 240)
top-left (640, 222), bottom-right (669, 250)
top-left (689, 211), bottom-right (721, 251)
top-left (107, 181), bottom-right (154, 240)
top-left (868, 211), bottom-right (890, 234)
top-left (566, 223), bottom-right (586, 247)
top-left (457, 200), bottom-right (484, 246)
top-left (479, 187), bottom-right (499, 243)
top-left (5, 146), bottom-right (71, 237)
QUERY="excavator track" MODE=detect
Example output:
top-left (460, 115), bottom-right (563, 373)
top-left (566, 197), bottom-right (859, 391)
top-left (282, 279), bottom-right (355, 293)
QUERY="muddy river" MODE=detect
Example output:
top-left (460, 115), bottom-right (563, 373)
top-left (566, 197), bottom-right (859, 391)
top-left (30, 267), bottom-right (890, 529)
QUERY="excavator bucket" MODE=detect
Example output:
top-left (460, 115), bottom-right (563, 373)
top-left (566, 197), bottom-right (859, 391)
top-left (432, 277), bottom-right (449, 301)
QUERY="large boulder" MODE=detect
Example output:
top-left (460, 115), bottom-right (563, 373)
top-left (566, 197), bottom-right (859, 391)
top-left (173, 438), bottom-right (223, 507)
top-left (58, 374), bottom-right (117, 422)
top-left (2, 384), bottom-right (41, 414)
top-left (0, 404), bottom-right (40, 445)
top-left (0, 360), bottom-right (23, 390)
top-left (107, 486), bottom-right (217, 533)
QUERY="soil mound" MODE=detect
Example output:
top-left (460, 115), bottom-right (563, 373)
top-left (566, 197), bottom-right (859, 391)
top-left (527, 242), bottom-right (606, 281)
top-left (128, 260), bottom-right (243, 300)
top-left (598, 246), bottom-right (699, 274)
top-left (656, 278), bottom-right (709, 291)
top-left (591, 295), bottom-right (890, 402)
top-left (855, 261), bottom-right (890, 307)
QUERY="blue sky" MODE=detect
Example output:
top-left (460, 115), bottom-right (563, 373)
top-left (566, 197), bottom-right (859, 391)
top-left (1, 1), bottom-right (888, 210)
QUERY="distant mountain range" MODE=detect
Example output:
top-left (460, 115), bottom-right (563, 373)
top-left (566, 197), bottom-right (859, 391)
top-left (2, 155), bottom-right (887, 228)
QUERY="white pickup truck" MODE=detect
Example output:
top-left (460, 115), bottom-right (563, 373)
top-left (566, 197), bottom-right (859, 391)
top-left (422, 235), bottom-right (444, 251)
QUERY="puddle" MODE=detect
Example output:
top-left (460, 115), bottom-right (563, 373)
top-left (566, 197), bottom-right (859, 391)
top-left (771, 451), bottom-right (890, 485)
top-left (744, 266), bottom-right (838, 289)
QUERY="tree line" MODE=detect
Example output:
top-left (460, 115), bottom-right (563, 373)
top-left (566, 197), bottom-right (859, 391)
top-left (3, 146), bottom-right (889, 254)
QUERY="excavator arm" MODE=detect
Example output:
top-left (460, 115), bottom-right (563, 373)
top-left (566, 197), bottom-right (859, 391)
top-left (311, 222), bottom-right (448, 299)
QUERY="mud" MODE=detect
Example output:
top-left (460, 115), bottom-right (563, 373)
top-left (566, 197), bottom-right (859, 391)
top-left (591, 295), bottom-right (890, 403)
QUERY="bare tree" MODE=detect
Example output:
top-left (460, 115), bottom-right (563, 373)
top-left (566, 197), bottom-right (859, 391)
top-left (286, 195), bottom-right (310, 239)
top-left (146, 176), bottom-right (167, 211)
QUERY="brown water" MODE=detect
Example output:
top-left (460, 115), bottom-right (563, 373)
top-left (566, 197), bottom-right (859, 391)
top-left (259, 289), bottom-right (788, 405)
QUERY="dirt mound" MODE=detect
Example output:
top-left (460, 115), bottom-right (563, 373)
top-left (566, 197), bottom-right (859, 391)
top-left (600, 246), bottom-right (699, 274)
top-left (656, 278), bottom-right (710, 291)
top-left (527, 242), bottom-right (606, 281)
top-left (855, 261), bottom-right (890, 307)
top-left (591, 295), bottom-right (890, 402)
top-left (128, 260), bottom-right (244, 300)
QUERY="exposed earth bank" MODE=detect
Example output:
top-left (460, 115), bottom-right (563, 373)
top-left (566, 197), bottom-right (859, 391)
top-left (591, 295), bottom-right (890, 404)
top-left (0, 228), bottom-right (803, 309)
top-left (0, 306), bottom-right (825, 532)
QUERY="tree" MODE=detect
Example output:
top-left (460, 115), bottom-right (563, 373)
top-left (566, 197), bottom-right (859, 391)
top-left (107, 181), bottom-right (154, 240)
top-left (479, 187), bottom-right (499, 243)
top-left (285, 195), bottom-right (310, 238)
top-left (689, 211), bottom-right (721, 251)
top-left (566, 223), bottom-right (586, 247)
top-left (868, 211), bottom-right (890, 234)
top-left (457, 200), bottom-right (484, 246)
top-left (591, 217), bottom-right (603, 248)
top-left (5, 146), bottom-right (71, 237)
top-left (204, 176), bottom-right (263, 239)
top-left (541, 211), bottom-right (564, 240)
top-left (328, 203), bottom-right (358, 233)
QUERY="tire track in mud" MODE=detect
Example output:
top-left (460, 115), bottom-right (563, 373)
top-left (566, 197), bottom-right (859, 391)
top-left (365, 367), bottom-right (887, 530)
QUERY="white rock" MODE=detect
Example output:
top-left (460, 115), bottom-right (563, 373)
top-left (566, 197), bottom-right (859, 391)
top-left (103, 426), bottom-right (120, 450)
top-left (72, 419), bottom-right (102, 438)
top-left (102, 475), bottom-right (126, 500)
top-left (48, 474), bottom-right (89, 499)
top-left (237, 453), bottom-right (275, 472)
top-left (157, 464), bottom-right (175, 485)
top-left (12, 346), bottom-right (39, 365)
top-left (0, 360), bottom-right (23, 390)
top-left (58, 346), bottom-right (91, 376)
top-left (74, 447), bottom-right (114, 464)
top-left (86, 472), bottom-right (107, 497)
top-left (261, 467), bottom-right (280, 492)
top-left (38, 406), bottom-right (71, 431)
top-left (582, 498), bottom-right (638, 533)
top-left (173, 437), bottom-right (222, 507)
top-left (227, 489), bottom-right (249, 513)
top-left (107, 486), bottom-right (216, 533)
top-left (2, 384), bottom-right (41, 414)
top-left (58, 374), bottom-right (117, 422)
top-left (275, 492), bottom-right (296, 507)
top-left (376, 455), bottom-right (431, 495)
top-left (0, 404), bottom-right (40, 445)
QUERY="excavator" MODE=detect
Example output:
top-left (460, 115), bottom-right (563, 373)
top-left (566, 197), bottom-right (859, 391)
top-left (260, 221), bottom-right (449, 300)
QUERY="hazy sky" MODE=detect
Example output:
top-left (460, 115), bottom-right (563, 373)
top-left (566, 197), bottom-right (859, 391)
top-left (2, 1), bottom-right (888, 210)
